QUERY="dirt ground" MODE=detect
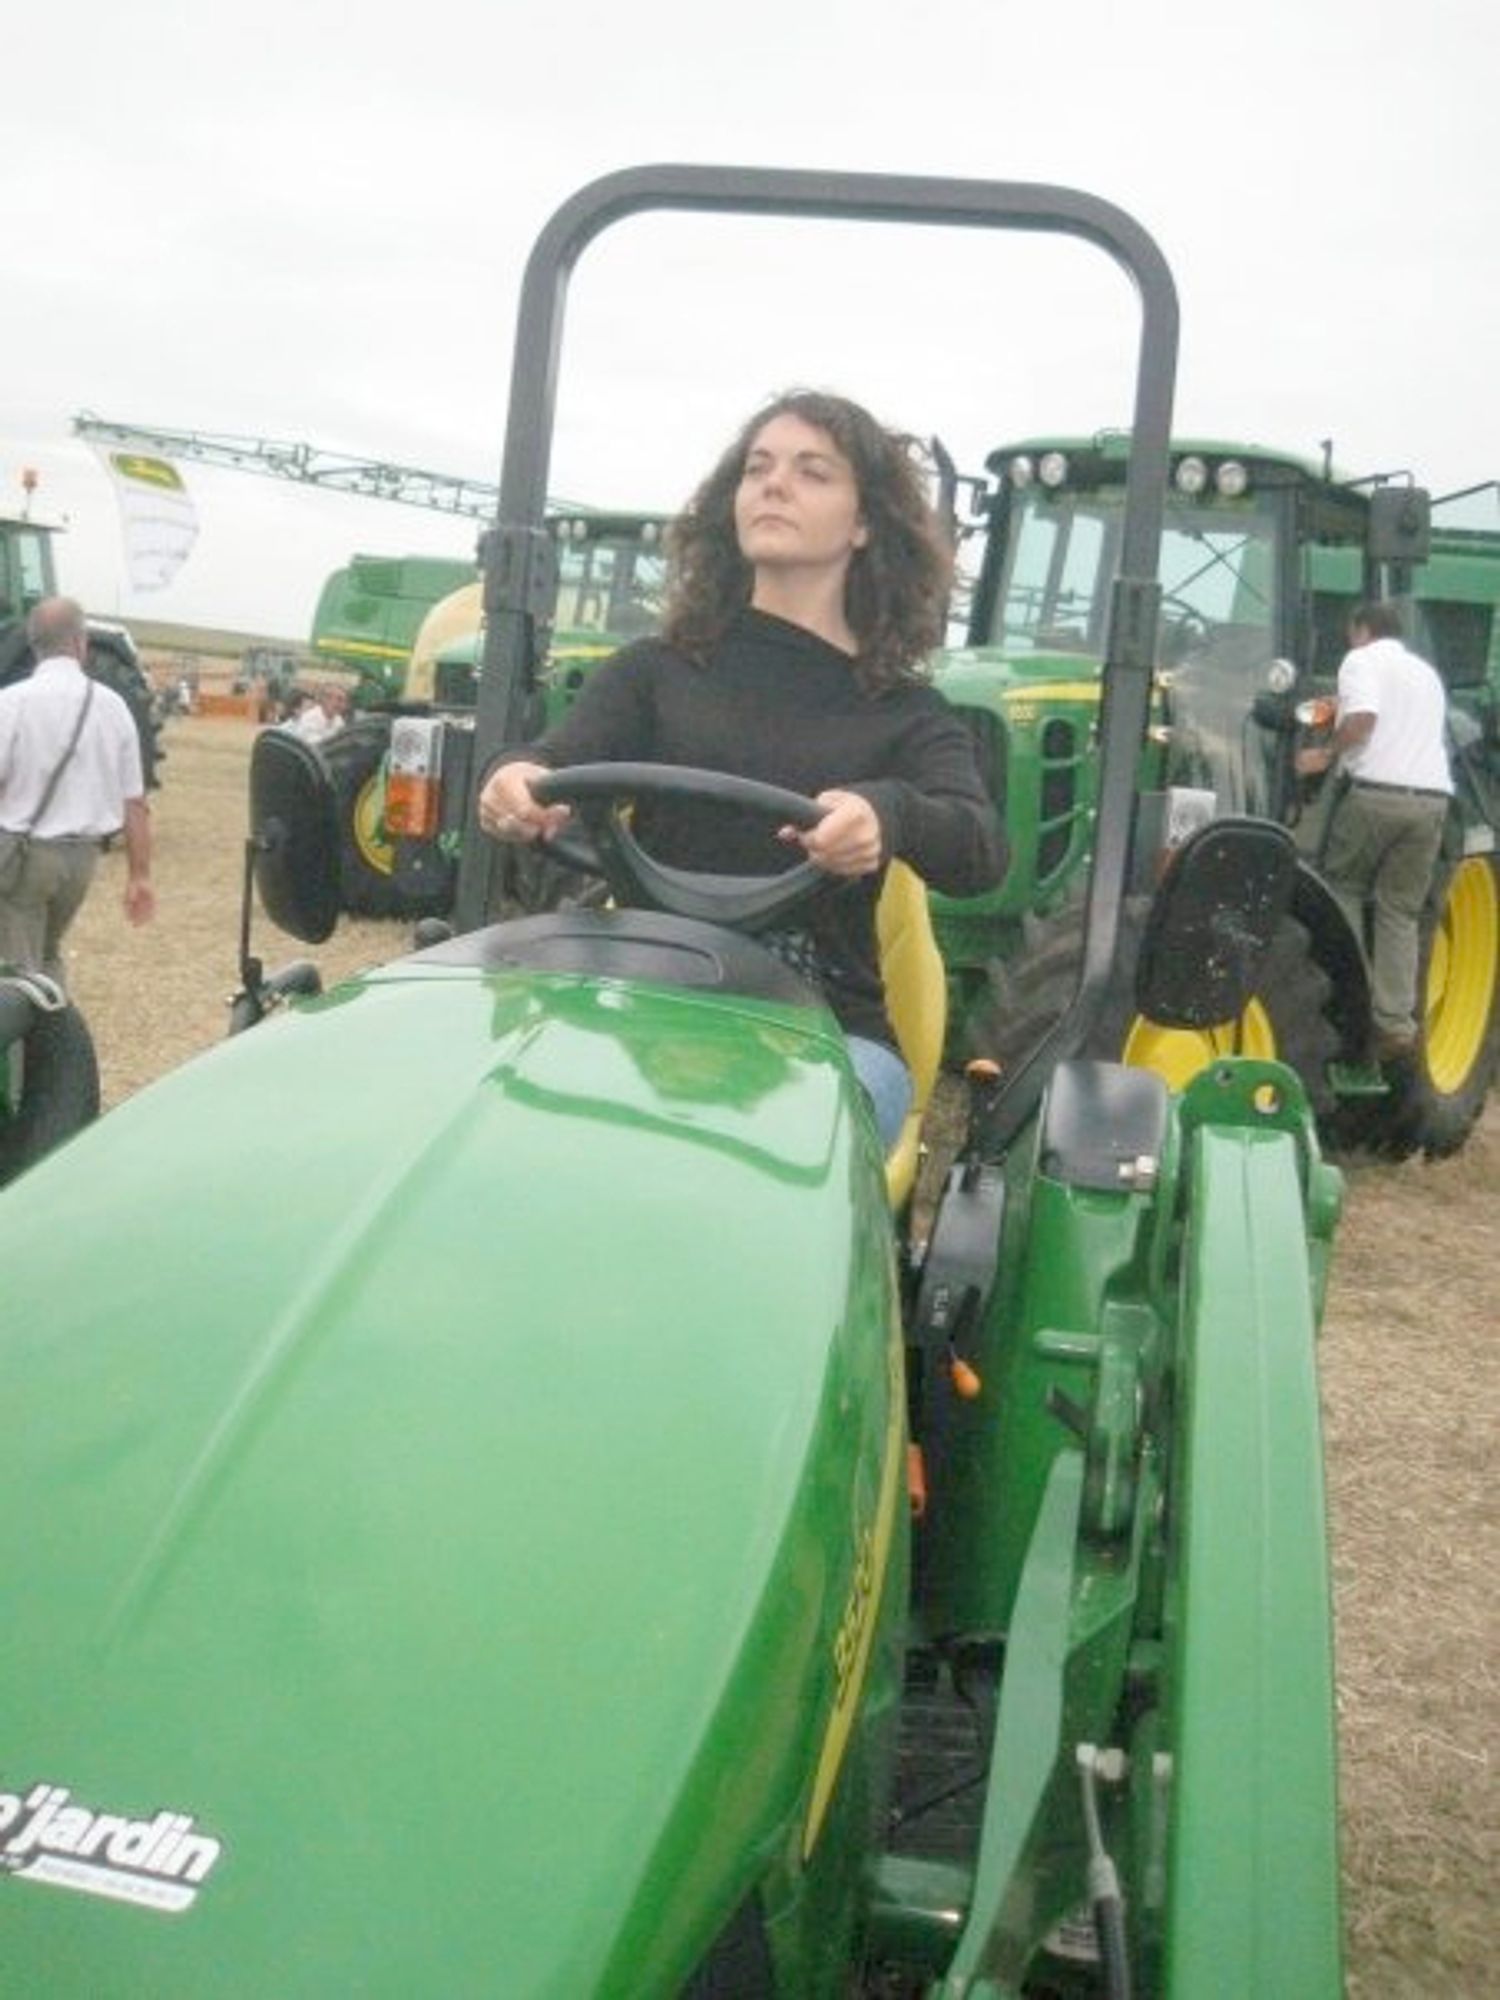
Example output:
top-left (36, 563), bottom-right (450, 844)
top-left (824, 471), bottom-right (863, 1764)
top-left (64, 716), bottom-right (1497, 1995)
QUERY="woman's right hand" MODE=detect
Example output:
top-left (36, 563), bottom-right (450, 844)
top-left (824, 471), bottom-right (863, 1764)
top-left (477, 760), bottom-right (572, 843)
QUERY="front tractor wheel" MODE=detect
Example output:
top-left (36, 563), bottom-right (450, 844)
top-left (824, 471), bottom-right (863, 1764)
top-left (1347, 854), bottom-right (1500, 1160)
top-left (0, 1000), bottom-right (101, 1186)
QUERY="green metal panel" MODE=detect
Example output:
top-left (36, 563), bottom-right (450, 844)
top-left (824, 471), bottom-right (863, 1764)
top-left (0, 962), bottom-right (902, 1994)
top-left (1163, 1114), bottom-right (1343, 1997)
top-left (919, 1148), bottom-right (1161, 1637)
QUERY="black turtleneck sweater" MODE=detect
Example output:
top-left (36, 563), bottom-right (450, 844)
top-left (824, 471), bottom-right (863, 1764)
top-left (499, 608), bottom-right (1006, 1046)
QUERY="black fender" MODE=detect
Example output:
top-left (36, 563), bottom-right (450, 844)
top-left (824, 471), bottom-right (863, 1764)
top-left (0, 984), bottom-right (101, 1185)
top-left (1289, 860), bottom-right (1371, 1060)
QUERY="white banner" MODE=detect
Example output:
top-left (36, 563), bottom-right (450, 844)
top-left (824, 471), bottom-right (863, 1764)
top-left (92, 448), bottom-right (199, 593)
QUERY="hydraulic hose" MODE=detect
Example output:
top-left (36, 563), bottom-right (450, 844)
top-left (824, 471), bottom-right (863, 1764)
top-left (1077, 1744), bottom-right (1132, 2000)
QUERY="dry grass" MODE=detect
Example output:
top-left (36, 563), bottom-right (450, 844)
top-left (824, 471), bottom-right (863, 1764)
top-left (64, 716), bottom-right (1498, 1994)
top-left (1321, 1124), bottom-right (1498, 1997)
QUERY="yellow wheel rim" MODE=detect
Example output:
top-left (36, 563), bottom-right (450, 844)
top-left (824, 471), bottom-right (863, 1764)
top-left (1424, 857), bottom-right (1499, 1096)
top-left (1122, 996), bottom-right (1278, 1092)
top-left (352, 777), bottom-right (395, 880)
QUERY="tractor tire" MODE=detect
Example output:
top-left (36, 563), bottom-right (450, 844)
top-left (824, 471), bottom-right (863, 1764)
top-left (86, 633), bottom-right (163, 790)
top-left (0, 1000), bottom-right (101, 1186)
top-left (1334, 854), bottom-right (1500, 1161)
top-left (960, 892), bottom-right (1343, 1120)
top-left (320, 718), bottom-right (447, 921)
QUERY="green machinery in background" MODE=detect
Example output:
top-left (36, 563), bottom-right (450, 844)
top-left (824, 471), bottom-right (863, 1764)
top-left (929, 437), bottom-right (1500, 1158)
top-left (307, 549), bottom-right (479, 706)
top-left (0, 165), bottom-right (1349, 1996)
top-left (0, 503), bottom-right (165, 789)
top-left (319, 507), bottom-right (668, 916)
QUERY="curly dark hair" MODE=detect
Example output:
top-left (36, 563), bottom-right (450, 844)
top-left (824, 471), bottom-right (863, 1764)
top-left (661, 389), bottom-right (953, 696)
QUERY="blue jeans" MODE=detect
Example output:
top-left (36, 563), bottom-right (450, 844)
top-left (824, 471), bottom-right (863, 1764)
top-left (847, 1036), bottom-right (913, 1154)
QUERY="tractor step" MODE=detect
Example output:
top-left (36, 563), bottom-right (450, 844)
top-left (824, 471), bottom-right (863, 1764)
top-left (886, 1643), bottom-right (1001, 1863)
top-left (1328, 1059), bottom-right (1391, 1098)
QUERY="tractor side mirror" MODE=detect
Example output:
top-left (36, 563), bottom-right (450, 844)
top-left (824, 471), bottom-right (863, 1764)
top-left (1134, 816), bottom-right (1297, 1028)
top-left (248, 727), bottom-right (341, 945)
top-left (1367, 486), bottom-right (1431, 565)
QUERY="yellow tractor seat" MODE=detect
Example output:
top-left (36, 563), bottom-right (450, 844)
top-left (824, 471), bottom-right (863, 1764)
top-left (876, 861), bottom-right (947, 1208)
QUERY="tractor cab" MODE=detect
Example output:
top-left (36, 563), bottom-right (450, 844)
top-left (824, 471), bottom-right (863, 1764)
top-left (0, 509), bottom-right (62, 679)
top-left (958, 438), bottom-right (1444, 826)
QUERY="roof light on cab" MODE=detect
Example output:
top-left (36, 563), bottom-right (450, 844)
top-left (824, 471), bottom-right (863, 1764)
top-left (1174, 455), bottom-right (1208, 496)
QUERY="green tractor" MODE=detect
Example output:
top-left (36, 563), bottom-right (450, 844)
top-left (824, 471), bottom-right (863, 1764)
top-left (0, 503), bottom-right (165, 791)
top-left (931, 436), bottom-right (1500, 1159)
top-left (319, 508), bottom-right (667, 918)
top-left (0, 166), bottom-right (1346, 1995)
top-left (308, 550), bottom-right (480, 710)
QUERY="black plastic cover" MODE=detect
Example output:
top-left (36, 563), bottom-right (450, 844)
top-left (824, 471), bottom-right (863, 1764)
top-left (248, 728), bottom-right (342, 945)
top-left (409, 907), bottom-right (822, 1009)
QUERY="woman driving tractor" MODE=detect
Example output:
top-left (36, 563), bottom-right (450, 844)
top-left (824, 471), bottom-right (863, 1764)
top-left (478, 387), bottom-right (1006, 1146)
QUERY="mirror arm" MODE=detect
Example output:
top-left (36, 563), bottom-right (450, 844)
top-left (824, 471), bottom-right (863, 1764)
top-left (237, 833), bottom-right (265, 1002)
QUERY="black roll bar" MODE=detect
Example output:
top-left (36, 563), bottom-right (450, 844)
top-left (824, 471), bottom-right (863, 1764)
top-left (455, 163), bottom-right (1179, 1147)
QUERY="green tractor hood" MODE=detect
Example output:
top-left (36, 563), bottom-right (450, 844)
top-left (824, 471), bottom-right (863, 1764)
top-left (0, 947), bottom-right (902, 1994)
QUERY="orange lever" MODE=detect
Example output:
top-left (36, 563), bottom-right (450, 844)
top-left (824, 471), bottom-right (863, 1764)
top-left (906, 1442), bottom-right (928, 1519)
top-left (949, 1355), bottom-right (982, 1400)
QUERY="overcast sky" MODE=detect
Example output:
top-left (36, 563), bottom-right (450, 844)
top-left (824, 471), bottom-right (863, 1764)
top-left (7, 0), bottom-right (1497, 641)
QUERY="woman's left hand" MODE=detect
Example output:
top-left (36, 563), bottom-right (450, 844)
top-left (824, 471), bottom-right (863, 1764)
top-left (780, 789), bottom-right (883, 877)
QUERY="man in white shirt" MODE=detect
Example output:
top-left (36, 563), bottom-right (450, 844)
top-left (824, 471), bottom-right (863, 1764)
top-left (0, 597), bottom-right (155, 986)
top-left (1297, 601), bottom-right (1451, 1062)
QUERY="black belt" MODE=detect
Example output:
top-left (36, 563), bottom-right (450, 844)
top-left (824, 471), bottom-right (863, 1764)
top-left (1350, 779), bottom-right (1449, 800)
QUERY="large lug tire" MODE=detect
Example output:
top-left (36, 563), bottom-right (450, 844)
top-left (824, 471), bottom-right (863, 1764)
top-left (960, 893), bottom-right (1343, 1120)
top-left (1338, 854), bottom-right (1500, 1161)
top-left (320, 719), bottom-right (447, 920)
top-left (0, 1000), bottom-right (101, 1186)
top-left (86, 636), bottom-right (163, 790)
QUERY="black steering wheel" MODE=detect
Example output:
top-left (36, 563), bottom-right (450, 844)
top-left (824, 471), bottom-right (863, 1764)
top-left (1158, 593), bottom-right (1212, 658)
top-left (531, 762), bottom-right (830, 932)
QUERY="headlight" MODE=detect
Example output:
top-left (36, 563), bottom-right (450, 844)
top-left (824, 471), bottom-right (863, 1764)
top-left (641, 519), bottom-right (660, 545)
top-left (1007, 454), bottom-right (1035, 489)
top-left (1174, 455), bottom-right (1208, 496)
top-left (1215, 459), bottom-right (1249, 498)
top-left (1266, 658), bottom-right (1297, 694)
top-left (1038, 451), bottom-right (1069, 489)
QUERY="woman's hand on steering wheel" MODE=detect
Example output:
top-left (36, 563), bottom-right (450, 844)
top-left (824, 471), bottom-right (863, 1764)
top-left (478, 760), bottom-right (572, 844)
top-left (780, 788), bottom-right (883, 877)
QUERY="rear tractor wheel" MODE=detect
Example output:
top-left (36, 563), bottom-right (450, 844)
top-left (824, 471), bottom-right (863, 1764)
top-left (962, 895), bottom-right (1342, 1118)
top-left (1345, 853), bottom-right (1500, 1160)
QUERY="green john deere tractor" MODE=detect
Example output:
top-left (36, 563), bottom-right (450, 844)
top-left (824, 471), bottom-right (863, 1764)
top-left (0, 166), bottom-right (1346, 1995)
top-left (930, 437), bottom-right (1500, 1160)
top-left (314, 509), bottom-right (667, 918)
top-left (0, 505), bottom-right (165, 790)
